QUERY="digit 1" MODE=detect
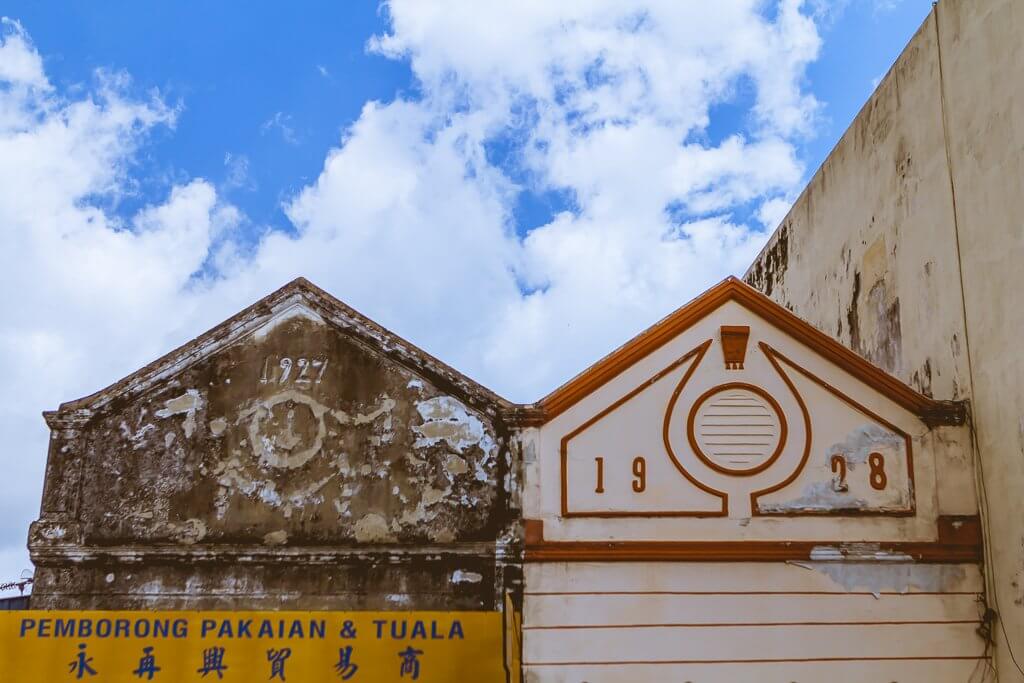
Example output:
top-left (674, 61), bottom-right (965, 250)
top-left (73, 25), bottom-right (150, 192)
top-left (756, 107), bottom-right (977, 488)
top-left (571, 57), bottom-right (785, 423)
top-left (594, 457), bottom-right (605, 494)
top-left (632, 456), bottom-right (646, 493)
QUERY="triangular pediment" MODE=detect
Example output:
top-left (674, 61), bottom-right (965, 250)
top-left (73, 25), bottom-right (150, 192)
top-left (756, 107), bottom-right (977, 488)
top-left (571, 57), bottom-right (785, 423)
top-left (538, 277), bottom-right (961, 425)
top-left (59, 278), bottom-right (509, 418)
top-left (40, 279), bottom-right (512, 550)
top-left (534, 277), bottom-right (963, 521)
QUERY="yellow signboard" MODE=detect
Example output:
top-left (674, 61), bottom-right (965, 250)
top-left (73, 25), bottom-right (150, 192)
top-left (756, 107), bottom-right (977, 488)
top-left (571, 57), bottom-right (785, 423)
top-left (0, 611), bottom-right (505, 682)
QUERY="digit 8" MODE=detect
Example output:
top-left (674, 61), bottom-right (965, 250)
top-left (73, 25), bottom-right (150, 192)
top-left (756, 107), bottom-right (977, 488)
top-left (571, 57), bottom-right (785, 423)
top-left (868, 452), bottom-right (887, 490)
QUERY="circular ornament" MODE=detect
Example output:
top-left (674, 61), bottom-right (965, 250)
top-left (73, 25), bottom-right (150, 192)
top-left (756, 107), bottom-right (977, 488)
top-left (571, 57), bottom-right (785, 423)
top-left (686, 383), bottom-right (787, 476)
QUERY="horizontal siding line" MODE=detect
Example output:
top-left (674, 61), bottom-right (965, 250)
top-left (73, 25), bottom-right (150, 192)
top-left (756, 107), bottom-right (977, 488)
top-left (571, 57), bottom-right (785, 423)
top-left (523, 619), bottom-right (982, 630)
top-left (524, 655), bottom-right (991, 666)
top-left (524, 590), bottom-right (982, 596)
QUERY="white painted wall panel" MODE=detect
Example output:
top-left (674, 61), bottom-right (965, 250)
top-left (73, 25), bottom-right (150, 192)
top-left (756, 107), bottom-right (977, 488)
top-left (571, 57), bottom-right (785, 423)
top-left (526, 592), bottom-right (983, 626)
top-left (525, 622), bottom-right (983, 662)
top-left (525, 659), bottom-right (987, 683)
top-left (523, 562), bottom-right (987, 682)
top-left (526, 561), bottom-right (984, 593)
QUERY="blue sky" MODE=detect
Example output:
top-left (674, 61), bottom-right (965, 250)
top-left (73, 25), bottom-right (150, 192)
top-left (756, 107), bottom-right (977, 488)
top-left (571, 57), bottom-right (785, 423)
top-left (0, 1), bottom-right (935, 583)
top-left (5, 1), bottom-right (931, 239)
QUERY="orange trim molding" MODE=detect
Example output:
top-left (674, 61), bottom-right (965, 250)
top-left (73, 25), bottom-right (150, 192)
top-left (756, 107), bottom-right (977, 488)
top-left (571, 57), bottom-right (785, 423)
top-left (522, 516), bottom-right (982, 564)
top-left (752, 342), bottom-right (916, 517)
top-left (686, 381), bottom-right (788, 477)
top-left (560, 341), bottom-right (727, 518)
top-left (537, 277), bottom-right (965, 425)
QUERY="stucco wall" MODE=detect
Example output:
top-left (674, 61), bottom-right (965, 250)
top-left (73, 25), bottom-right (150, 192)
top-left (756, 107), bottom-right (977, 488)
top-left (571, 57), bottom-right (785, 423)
top-left (523, 561), bottom-right (985, 683)
top-left (519, 281), bottom-right (983, 681)
top-left (746, 0), bottom-right (1024, 678)
top-left (28, 280), bottom-right (522, 613)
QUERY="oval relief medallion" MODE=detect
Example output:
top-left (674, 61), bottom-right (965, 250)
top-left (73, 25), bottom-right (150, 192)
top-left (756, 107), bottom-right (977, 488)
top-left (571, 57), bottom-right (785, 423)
top-left (687, 383), bottom-right (787, 476)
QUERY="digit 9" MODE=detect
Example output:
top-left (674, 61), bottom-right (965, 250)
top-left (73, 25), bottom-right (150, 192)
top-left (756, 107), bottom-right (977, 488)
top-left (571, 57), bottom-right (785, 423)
top-left (632, 457), bottom-right (646, 493)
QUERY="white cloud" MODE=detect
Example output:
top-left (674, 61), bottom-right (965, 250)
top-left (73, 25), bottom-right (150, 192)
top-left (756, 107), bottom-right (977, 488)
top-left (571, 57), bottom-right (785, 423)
top-left (0, 2), bottom-right (826, 585)
top-left (0, 18), bottom-right (242, 584)
top-left (0, 18), bottom-right (47, 89)
top-left (873, 0), bottom-right (905, 13)
top-left (757, 196), bottom-right (795, 229)
top-left (223, 152), bottom-right (255, 192)
top-left (252, 0), bottom-right (822, 395)
top-left (260, 111), bottom-right (300, 145)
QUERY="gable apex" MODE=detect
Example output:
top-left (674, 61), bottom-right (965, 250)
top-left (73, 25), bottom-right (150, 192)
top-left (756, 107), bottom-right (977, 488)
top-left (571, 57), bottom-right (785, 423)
top-left (54, 277), bottom-right (511, 420)
top-left (537, 276), bottom-right (965, 425)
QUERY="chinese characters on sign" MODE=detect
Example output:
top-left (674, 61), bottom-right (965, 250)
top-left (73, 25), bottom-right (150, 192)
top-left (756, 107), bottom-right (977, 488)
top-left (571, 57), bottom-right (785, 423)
top-left (68, 643), bottom-right (96, 679)
top-left (1, 611), bottom-right (502, 681)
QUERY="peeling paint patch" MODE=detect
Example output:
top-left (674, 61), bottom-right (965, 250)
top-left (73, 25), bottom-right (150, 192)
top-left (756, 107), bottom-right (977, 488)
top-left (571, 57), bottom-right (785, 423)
top-left (809, 561), bottom-right (967, 593)
top-left (262, 530), bottom-right (288, 546)
top-left (352, 513), bottom-right (395, 543)
top-left (120, 421), bottom-right (157, 449)
top-left (251, 303), bottom-right (325, 341)
top-left (444, 454), bottom-right (469, 477)
top-left (413, 396), bottom-right (494, 454)
top-left (760, 480), bottom-right (871, 513)
top-left (167, 518), bottom-right (206, 545)
top-left (829, 424), bottom-right (901, 464)
top-left (209, 417), bottom-right (227, 437)
top-left (155, 389), bottom-right (203, 439)
top-left (759, 424), bottom-right (908, 513)
top-left (809, 544), bottom-right (912, 562)
top-left (451, 570), bottom-right (483, 584)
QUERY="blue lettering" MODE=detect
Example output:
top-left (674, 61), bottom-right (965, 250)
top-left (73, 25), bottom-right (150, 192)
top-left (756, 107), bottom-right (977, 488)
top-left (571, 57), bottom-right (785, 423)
top-left (411, 621), bottom-right (426, 639)
top-left (391, 621), bottom-right (407, 639)
top-left (201, 619), bottom-right (217, 638)
top-left (38, 619), bottom-right (51, 637)
top-left (310, 620), bottom-right (326, 639)
top-left (19, 619), bottom-right (35, 637)
top-left (95, 619), bottom-right (111, 638)
top-left (288, 620), bottom-right (303, 639)
top-left (115, 619), bottom-right (130, 638)
top-left (153, 620), bottom-right (170, 639)
top-left (448, 620), bottom-right (464, 640)
top-left (374, 620), bottom-right (386, 639)
top-left (78, 619), bottom-right (92, 638)
top-left (172, 619), bottom-right (188, 638)
top-left (55, 619), bottom-right (75, 638)
top-left (258, 620), bottom-right (274, 638)
top-left (218, 620), bottom-right (233, 638)
top-left (238, 619), bottom-right (252, 638)
top-left (431, 621), bottom-right (443, 640)
top-left (133, 619), bottom-right (150, 638)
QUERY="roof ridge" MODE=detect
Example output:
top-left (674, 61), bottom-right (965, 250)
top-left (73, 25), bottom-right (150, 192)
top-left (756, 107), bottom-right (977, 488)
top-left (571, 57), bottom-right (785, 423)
top-left (535, 276), bottom-right (964, 425)
top-left (57, 277), bottom-right (512, 418)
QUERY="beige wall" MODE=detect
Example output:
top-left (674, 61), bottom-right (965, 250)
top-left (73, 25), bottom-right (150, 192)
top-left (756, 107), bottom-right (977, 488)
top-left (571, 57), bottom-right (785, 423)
top-left (520, 287), bottom-right (983, 681)
top-left (746, 0), bottom-right (1024, 678)
top-left (523, 562), bottom-right (985, 683)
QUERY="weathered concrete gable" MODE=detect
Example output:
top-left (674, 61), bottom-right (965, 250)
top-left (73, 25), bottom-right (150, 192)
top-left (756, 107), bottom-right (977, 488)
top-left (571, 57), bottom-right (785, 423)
top-left (32, 279), bottom-right (514, 554)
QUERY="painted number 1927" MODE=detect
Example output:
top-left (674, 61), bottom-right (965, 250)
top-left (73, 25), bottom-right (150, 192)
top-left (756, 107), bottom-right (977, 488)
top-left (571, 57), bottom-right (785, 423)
top-left (259, 356), bottom-right (329, 385)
